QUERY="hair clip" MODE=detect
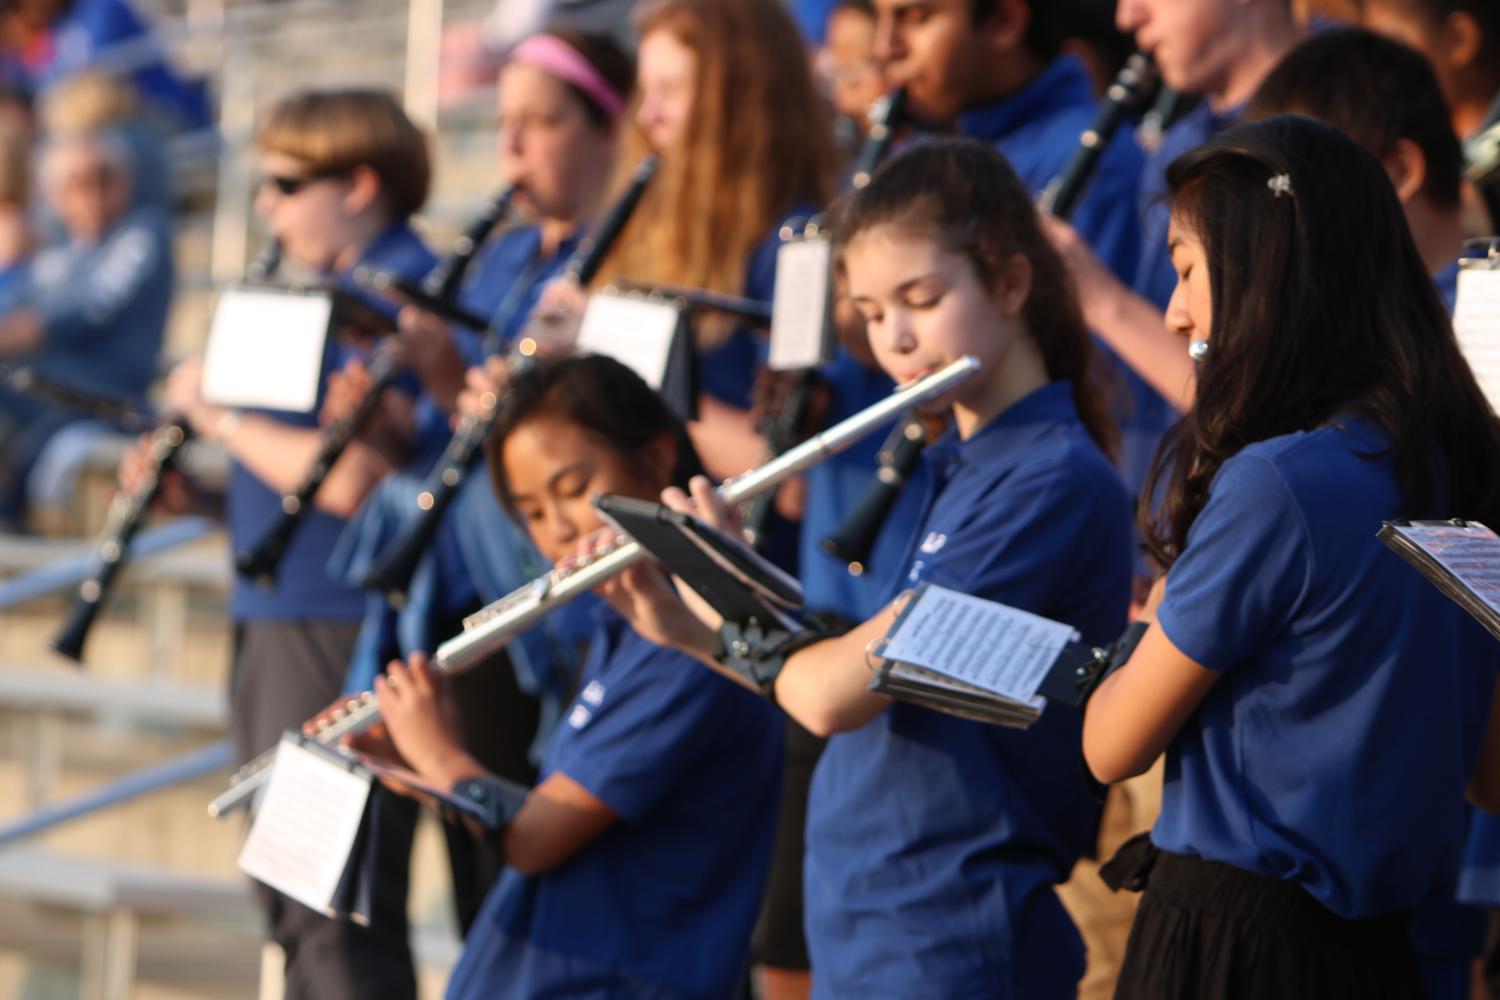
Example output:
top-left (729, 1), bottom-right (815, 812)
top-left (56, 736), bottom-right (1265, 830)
top-left (1267, 173), bottom-right (1293, 198)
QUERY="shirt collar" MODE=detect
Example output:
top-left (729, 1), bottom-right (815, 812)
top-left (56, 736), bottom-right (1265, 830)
top-left (936, 380), bottom-right (1080, 470)
top-left (956, 55), bottom-right (1093, 144)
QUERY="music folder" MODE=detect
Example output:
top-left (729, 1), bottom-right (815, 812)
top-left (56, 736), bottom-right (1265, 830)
top-left (1378, 519), bottom-right (1500, 642)
top-left (867, 583), bottom-right (1103, 727)
top-left (237, 731), bottom-right (490, 923)
top-left (592, 494), bottom-right (803, 627)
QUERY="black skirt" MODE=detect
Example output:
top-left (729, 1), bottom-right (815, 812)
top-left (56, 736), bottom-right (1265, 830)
top-left (1102, 833), bottom-right (1423, 1000)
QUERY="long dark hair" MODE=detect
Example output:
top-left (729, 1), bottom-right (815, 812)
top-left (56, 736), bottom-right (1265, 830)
top-left (485, 354), bottom-right (707, 509)
top-left (1142, 114), bottom-right (1500, 566)
top-left (834, 138), bottom-right (1117, 458)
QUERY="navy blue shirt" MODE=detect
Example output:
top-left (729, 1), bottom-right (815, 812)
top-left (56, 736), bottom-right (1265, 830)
top-left (798, 349), bottom-right (928, 622)
top-left (958, 55), bottom-right (1169, 507)
top-left (455, 223), bottom-right (586, 361)
top-left (1154, 419), bottom-right (1500, 918)
top-left (228, 222), bottom-right (435, 621)
top-left (446, 610), bottom-right (782, 999)
top-left (805, 382), bottom-right (1132, 998)
top-left (26, 204), bottom-right (172, 401)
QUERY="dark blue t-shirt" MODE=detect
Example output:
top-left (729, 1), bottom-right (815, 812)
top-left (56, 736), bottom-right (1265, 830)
top-left (1153, 419), bottom-right (1500, 918)
top-left (446, 610), bottom-right (783, 999)
top-left (228, 222), bottom-right (435, 621)
top-left (454, 223), bottom-right (587, 363)
top-left (804, 381), bottom-right (1132, 998)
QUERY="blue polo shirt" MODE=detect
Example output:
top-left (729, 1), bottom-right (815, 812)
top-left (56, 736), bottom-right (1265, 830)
top-left (958, 55), bottom-right (1169, 507)
top-left (446, 610), bottom-right (782, 999)
top-left (228, 222), bottom-right (435, 622)
top-left (804, 381), bottom-right (1132, 999)
top-left (798, 349), bottom-right (929, 622)
top-left (1153, 418), bottom-right (1500, 919)
top-left (454, 224), bottom-right (587, 362)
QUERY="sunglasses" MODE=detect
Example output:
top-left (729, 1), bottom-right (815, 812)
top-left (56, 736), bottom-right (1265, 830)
top-left (260, 169), bottom-right (343, 197)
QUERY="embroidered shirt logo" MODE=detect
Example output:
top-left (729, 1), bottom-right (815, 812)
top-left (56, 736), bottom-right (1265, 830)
top-left (919, 532), bottom-right (947, 554)
top-left (581, 681), bottom-right (605, 706)
top-left (568, 704), bottom-right (593, 729)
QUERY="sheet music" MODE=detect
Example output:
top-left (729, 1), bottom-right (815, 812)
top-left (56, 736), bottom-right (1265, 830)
top-left (769, 239), bottom-right (833, 371)
top-left (880, 584), bottom-right (1078, 707)
top-left (202, 287), bottom-right (333, 413)
top-left (575, 293), bottom-right (681, 389)
top-left (237, 735), bottom-right (371, 916)
top-left (1388, 521), bottom-right (1500, 614)
top-left (1455, 268), bottom-right (1500, 412)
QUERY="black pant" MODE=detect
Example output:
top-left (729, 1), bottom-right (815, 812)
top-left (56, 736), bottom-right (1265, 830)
top-left (1103, 833), bottom-right (1423, 1000)
top-left (232, 619), bottom-right (418, 1000)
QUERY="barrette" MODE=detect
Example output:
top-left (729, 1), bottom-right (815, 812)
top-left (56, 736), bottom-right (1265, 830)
top-left (1267, 173), bottom-right (1293, 198)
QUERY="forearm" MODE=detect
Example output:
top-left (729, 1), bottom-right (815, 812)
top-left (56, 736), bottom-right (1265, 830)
top-left (772, 609), bottom-right (896, 737)
top-left (223, 415), bottom-right (393, 517)
top-left (0, 309), bottom-right (43, 357)
top-left (688, 397), bottom-right (768, 481)
top-left (1087, 281), bottom-right (1196, 411)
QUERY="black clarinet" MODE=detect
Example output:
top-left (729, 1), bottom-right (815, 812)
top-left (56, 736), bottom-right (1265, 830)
top-left (361, 157), bottom-right (661, 605)
top-left (235, 188), bottom-right (516, 587)
top-left (821, 54), bottom-right (1158, 577)
top-left (851, 88), bottom-right (906, 190)
top-left (52, 238), bottom-right (286, 661)
top-left (0, 365), bottom-right (152, 432)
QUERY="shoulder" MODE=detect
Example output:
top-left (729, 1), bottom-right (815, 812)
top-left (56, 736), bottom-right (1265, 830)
top-left (1220, 422), bottom-right (1394, 512)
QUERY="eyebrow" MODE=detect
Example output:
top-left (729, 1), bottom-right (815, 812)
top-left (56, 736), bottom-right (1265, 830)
top-left (508, 460), bottom-right (591, 504)
top-left (849, 270), bottom-right (944, 302)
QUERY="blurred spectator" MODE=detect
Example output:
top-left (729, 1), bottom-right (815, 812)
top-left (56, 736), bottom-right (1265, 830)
top-left (818, 0), bottom-right (881, 124)
top-left (1059, 0), bottom-right (1137, 97)
top-left (40, 69), bottom-right (168, 209)
top-left (0, 0), bottom-right (212, 131)
top-left (0, 127), bottom-right (172, 529)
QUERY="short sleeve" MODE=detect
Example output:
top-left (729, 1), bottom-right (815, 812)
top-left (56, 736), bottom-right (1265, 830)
top-left (1157, 453), bottom-right (1313, 671)
top-left (549, 646), bottom-right (727, 823)
top-left (39, 217), bottom-right (165, 347)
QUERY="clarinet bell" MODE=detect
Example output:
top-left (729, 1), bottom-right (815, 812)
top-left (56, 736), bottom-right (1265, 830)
top-left (51, 594), bottom-right (103, 663)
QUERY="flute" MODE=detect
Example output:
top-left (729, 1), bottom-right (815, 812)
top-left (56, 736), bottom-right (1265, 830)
top-left (234, 187), bottom-right (516, 587)
top-left (822, 53), bottom-right (1158, 577)
top-left (360, 156), bottom-right (662, 605)
top-left (52, 238), bottom-right (286, 662)
top-left (208, 355), bottom-right (981, 818)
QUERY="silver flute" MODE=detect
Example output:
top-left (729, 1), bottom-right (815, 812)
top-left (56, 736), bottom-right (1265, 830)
top-left (208, 355), bottom-right (980, 818)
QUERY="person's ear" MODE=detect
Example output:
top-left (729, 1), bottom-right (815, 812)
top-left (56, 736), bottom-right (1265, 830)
top-left (639, 430), bottom-right (680, 489)
top-left (1382, 138), bottom-right (1428, 206)
top-left (978, 0), bottom-right (1031, 58)
top-left (342, 164), bottom-right (384, 219)
top-left (1441, 10), bottom-right (1483, 74)
top-left (997, 251), bottom-right (1033, 318)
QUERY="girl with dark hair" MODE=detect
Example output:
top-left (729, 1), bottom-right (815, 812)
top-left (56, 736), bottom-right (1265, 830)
top-left (1082, 114), bottom-right (1500, 999)
top-left (602, 138), bottom-right (1134, 998)
top-left (345, 354), bottom-right (783, 999)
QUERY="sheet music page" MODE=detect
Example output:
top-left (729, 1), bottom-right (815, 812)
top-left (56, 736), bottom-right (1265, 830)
top-left (879, 584), bottom-right (1078, 707)
top-left (769, 239), bottom-right (833, 371)
top-left (575, 294), bottom-right (680, 389)
top-left (238, 735), bottom-right (372, 916)
top-left (1454, 268), bottom-right (1500, 412)
top-left (1390, 522), bottom-right (1500, 613)
top-left (202, 287), bottom-right (332, 412)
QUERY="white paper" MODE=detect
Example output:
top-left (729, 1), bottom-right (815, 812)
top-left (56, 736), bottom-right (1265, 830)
top-left (1454, 268), bottom-right (1500, 413)
top-left (575, 293), bottom-right (681, 389)
top-left (1391, 521), bottom-right (1500, 613)
top-left (880, 584), bottom-right (1078, 708)
top-left (237, 735), bottom-right (371, 916)
top-left (769, 239), bottom-right (833, 371)
top-left (202, 286), bottom-right (333, 412)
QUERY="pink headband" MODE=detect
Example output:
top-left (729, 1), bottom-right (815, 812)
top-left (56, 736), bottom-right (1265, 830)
top-left (510, 34), bottom-right (627, 122)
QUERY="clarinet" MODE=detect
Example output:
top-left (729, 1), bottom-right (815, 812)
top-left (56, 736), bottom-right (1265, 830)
top-left (234, 189), bottom-right (516, 587)
top-left (360, 157), bottom-right (661, 605)
top-left (208, 355), bottom-right (981, 818)
top-left (51, 239), bottom-right (286, 662)
top-left (851, 88), bottom-right (906, 190)
top-left (739, 90), bottom-right (908, 548)
top-left (821, 53), bottom-right (1158, 577)
top-left (0, 365), bottom-right (152, 432)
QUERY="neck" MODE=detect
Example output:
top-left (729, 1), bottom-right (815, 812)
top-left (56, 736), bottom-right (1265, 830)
top-left (539, 215), bottom-right (584, 259)
top-left (331, 214), bottom-right (394, 274)
top-left (1209, 14), bottom-right (1302, 112)
top-left (953, 334), bottom-right (1049, 439)
top-left (1407, 199), bottom-right (1467, 276)
top-left (968, 48), bottom-right (1047, 113)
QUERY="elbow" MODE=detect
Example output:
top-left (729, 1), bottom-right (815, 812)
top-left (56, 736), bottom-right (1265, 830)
top-left (502, 836), bottom-right (566, 878)
top-left (795, 702), bottom-right (869, 739)
top-left (1082, 715), bottom-right (1150, 787)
